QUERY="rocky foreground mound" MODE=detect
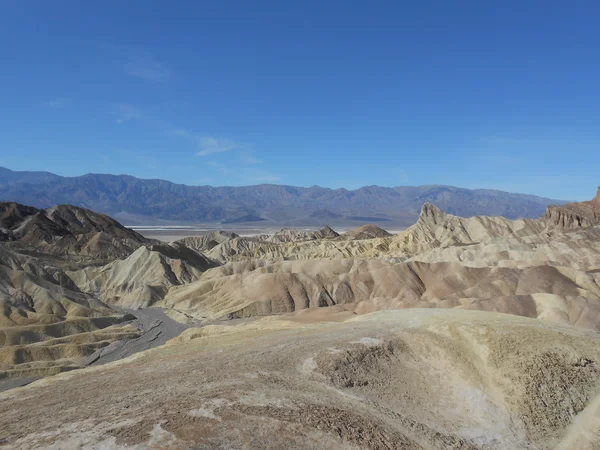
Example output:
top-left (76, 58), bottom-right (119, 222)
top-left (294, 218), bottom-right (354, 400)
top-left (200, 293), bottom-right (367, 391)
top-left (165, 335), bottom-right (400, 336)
top-left (2, 309), bottom-right (600, 449)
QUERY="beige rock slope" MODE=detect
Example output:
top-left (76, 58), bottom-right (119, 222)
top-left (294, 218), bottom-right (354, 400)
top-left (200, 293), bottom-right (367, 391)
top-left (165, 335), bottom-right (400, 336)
top-left (409, 225), bottom-right (600, 269)
top-left (69, 242), bottom-right (217, 308)
top-left (389, 203), bottom-right (546, 256)
top-left (158, 258), bottom-right (600, 331)
top-left (337, 223), bottom-right (393, 240)
top-left (176, 230), bottom-right (239, 252)
top-left (268, 225), bottom-right (340, 243)
top-left (177, 203), bottom-right (553, 264)
top-left (3, 309), bottom-right (600, 449)
top-left (0, 247), bottom-right (138, 379)
top-left (206, 234), bottom-right (391, 263)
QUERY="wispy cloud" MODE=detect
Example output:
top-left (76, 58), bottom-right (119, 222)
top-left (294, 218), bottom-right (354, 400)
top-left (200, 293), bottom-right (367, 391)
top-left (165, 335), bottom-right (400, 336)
top-left (239, 151), bottom-right (262, 164)
top-left (43, 98), bottom-right (70, 108)
top-left (197, 137), bottom-right (237, 156)
top-left (113, 103), bottom-right (143, 124)
top-left (171, 129), bottom-right (238, 156)
top-left (125, 52), bottom-right (171, 81)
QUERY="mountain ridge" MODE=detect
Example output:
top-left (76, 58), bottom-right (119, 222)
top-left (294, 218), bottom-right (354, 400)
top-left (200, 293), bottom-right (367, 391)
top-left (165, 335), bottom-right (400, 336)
top-left (0, 166), bottom-right (565, 226)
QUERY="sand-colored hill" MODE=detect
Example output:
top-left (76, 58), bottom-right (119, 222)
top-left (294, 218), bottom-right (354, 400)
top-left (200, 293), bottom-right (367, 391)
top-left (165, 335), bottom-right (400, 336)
top-left (176, 230), bottom-right (239, 252)
top-left (178, 202), bottom-right (557, 265)
top-left (3, 309), bottom-right (600, 449)
top-left (157, 258), bottom-right (600, 332)
top-left (409, 225), bottom-right (600, 269)
top-left (196, 234), bottom-right (390, 263)
top-left (389, 203), bottom-right (546, 256)
top-left (69, 242), bottom-right (217, 308)
top-left (204, 236), bottom-right (281, 262)
top-left (0, 246), bottom-right (138, 379)
top-left (267, 225), bottom-right (340, 243)
top-left (337, 224), bottom-right (393, 240)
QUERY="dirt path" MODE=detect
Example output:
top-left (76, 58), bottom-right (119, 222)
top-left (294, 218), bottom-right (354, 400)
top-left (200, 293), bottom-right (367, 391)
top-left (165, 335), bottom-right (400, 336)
top-left (84, 307), bottom-right (198, 366)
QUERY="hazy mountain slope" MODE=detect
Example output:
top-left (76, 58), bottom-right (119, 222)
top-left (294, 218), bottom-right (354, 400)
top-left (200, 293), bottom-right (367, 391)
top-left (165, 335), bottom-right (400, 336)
top-left (0, 167), bottom-right (563, 225)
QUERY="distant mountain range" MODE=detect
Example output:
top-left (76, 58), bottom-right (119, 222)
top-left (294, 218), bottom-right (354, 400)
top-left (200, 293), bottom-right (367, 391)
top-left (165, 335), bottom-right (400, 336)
top-left (0, 166), bottom-right (564, 226)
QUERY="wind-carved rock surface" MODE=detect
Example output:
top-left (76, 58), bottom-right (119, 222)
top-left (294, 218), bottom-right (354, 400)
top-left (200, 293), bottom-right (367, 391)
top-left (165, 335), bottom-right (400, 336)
top-left (68, 242), bottom-right (218, 308)
top-left (336, 224), bottom-right (392, 240)
top-left (544, 187), bottom-right (600, 229)
top-left (267, 225), bottom-right (340, 243)
top-left (0, 246), bottom-right (139, 381)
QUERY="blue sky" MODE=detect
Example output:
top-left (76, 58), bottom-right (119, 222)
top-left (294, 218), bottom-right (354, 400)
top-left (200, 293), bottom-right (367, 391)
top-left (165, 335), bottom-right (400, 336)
top-left (0, 1), bottom-right (599, 200)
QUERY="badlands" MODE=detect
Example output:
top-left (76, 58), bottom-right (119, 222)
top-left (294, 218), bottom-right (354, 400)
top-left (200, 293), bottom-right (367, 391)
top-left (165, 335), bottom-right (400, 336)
top-left (1, 189), bottom-right (600, 448)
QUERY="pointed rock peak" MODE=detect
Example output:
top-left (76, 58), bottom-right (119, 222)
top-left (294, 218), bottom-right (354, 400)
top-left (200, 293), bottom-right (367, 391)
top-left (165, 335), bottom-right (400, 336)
top-left (420, 202), bottom-right (446, 218)
top-left (417, 203), bottom-right (448, 227)
top-left (593, 187), bottom-right (600, 208)
top-left (319, 225), bottom-right (339, 237)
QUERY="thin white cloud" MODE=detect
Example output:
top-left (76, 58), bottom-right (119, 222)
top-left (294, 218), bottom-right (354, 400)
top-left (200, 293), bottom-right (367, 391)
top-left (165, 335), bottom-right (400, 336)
top-left (126, 53), bottom-right (171, 81)
top-left (197, 137), bottom-right (237, 156)
top-left (239, 151), bottom-right (262, 164)
top-left (171, 129), bottom-right (238, 156)
top-left (43, 98), bottom-right (70, 108)
top-left (113, 104), bottom-right (143, 124)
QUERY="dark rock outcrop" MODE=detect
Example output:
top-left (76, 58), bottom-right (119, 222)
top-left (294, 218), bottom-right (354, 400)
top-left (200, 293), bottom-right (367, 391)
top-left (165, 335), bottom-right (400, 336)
top-left (544, 187), bottom-right (600, 229)
top-left (0, 202), bottom-right (151, 260)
